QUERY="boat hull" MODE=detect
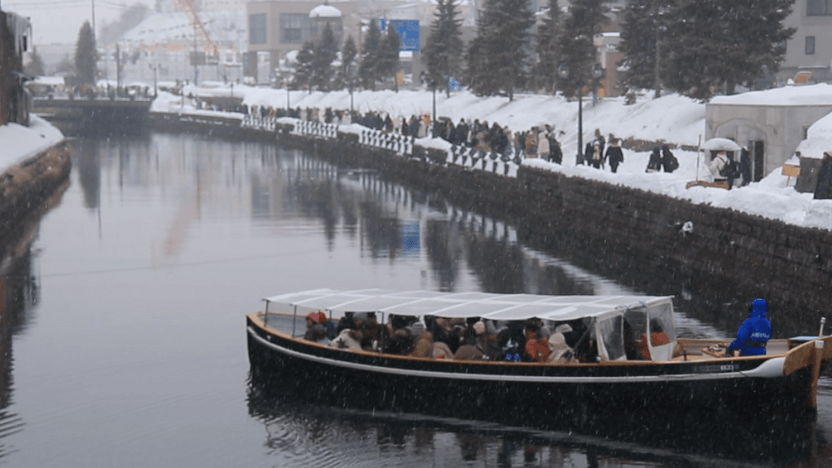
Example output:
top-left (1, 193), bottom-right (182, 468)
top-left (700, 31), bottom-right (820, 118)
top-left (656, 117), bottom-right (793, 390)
top-left (246, 316), bottom-right (818, 418)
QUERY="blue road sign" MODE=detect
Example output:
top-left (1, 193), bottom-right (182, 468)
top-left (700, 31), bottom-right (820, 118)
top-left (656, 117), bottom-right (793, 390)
top-left (388, 20), bottom-right (420, 52)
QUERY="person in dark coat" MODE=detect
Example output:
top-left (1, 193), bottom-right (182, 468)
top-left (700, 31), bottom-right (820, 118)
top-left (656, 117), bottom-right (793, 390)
top-left (661, 144), bottom-right (679, 173)
top-left (646, 147), bottom-right (662, 172)
top-left (726, 298), bottom-right (772, 356)
top-left (582, 142), bottom-right (593, 166)
top-left (739, 146), bottom-right (752, 186)
top-left (605, 139), bottom-right (624, 173)
top-left (814, 151), bottom-right (832, 199)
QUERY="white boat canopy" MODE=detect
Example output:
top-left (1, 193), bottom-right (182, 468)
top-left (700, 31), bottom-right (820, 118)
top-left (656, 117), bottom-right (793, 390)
top-left (264, 289), bottom-right (671, 322)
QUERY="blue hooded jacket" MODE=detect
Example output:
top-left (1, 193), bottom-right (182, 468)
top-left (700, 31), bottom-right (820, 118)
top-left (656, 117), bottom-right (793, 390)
top-left (727, 298), bottom-right (772, 356)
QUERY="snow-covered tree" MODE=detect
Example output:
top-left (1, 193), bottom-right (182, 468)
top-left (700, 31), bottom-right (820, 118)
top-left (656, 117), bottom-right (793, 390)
top-left (466, 0), bottom-right (534, 100)
top-left (379, 28), bottom-right (402, 91)
top-left (311, 23), bottom-right (338, 91)
top-left (74, 21), bottom-right (98, 85)
top-left (333, 35), bottom-right (358, 90)
top-left (26, 47), bottom-right (46, 76)
top-left (556, 0), bottom-right (609, 98)
top-left (359, 20), bottom-right (383, 90)
top-left (292, 41), bottom-right (315, 91)
top-left (618, 0), bottom-right (677, 99)
top-left (534, 0), bottom-right (561, 94)
top-left (424, 0), bottom-right (463, 96)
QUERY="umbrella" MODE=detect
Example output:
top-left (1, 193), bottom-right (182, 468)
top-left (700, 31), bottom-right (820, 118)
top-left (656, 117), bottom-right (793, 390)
top-left (700, 137), bottom-right (741, 152)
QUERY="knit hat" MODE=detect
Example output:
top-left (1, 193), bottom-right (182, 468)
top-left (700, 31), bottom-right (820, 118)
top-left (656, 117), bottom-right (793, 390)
top-left (473, 321), bottom-right (486, 336)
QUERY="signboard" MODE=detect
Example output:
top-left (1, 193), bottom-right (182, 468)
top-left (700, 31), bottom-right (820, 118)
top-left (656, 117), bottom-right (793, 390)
top-left (376, 19), bottom-right (420, 52)
top-left (388, 20), bottom-right (420, 52)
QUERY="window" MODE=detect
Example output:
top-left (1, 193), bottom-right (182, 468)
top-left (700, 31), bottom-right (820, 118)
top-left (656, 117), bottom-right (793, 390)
top-left (281, 14), bottom-right (307, 44)
top-left (249, 14), bottom-right (266, 45)
top-left (806, 36), bottom-right (816, 55)
top-left (808, 0), bottom-right (832, 15)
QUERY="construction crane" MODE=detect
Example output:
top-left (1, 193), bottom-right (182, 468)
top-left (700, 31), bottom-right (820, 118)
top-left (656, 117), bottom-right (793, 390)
top-left (171, 0), bottom-right (218, 59)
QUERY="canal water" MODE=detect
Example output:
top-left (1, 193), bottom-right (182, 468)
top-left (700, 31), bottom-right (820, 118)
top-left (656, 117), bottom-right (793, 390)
top-left (1, 131), bottom-right (831, 467)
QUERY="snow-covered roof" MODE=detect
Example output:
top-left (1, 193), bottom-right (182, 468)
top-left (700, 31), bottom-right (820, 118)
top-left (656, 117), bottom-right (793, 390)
top-left (710, 83), bottom-right (832, 106)
top-left (796, 111), bottom-right (832, 159)
top-left (264, 288), bottom-right (670, 322)
top-left (309, 4), bottom-right (342, 18)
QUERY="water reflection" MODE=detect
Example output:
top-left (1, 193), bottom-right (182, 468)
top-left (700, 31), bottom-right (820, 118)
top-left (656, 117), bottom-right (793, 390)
top-left (247, 370), bottom-right (827, 467)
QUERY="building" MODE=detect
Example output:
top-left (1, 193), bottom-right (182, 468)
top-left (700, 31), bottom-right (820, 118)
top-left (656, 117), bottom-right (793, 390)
top-left (0, 10), bottom-right (32, 126)
top-left (706, 87), bottom-right (832, 183)
top-left (780, 0), bottom-right (832, 84)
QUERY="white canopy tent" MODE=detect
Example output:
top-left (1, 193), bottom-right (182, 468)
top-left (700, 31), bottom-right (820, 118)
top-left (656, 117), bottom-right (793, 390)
top-left (264, 289), bottom-right (670, 323)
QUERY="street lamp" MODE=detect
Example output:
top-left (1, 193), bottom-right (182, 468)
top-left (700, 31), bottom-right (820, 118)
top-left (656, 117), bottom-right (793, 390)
top-left (149, 63), bottom-right (160, 97)
top-left (558, 62), bottom-right (604, 163)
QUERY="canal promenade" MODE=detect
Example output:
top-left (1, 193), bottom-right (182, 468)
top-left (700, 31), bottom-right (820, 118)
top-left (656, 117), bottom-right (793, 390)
top-left (149, 87), bottom-right (832, 324)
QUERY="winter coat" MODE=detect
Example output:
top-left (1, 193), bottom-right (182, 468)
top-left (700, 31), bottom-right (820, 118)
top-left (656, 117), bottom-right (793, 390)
top-left (605, 145), bottom-right (624, 166)
top-left (709, 152), bottom-right (729, 180)
top-left (646, 148), bottom-right (662, 172)
top-left (740, 148), bottom-right (752, 184)
top-left (814, 156), bottom-right (832, 199)
top-left (726, 299), bottom-right (772, 356)
top-left (537, 131), bottom-right (550, 158)
top-left (661, 146), bottom-right (679, 173)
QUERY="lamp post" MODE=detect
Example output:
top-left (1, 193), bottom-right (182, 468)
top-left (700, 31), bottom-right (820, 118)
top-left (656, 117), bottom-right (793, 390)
top-left (558, 63), bottom-right (604, 163)
top-left (284, 77), bottom-right (290, 110)
top-left (149, 63), bottom-right (160, 97)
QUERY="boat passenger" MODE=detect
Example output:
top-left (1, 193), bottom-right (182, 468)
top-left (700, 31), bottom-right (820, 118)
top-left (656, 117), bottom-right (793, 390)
top-left (329, 329), bottom-right (362, 350)
top-left (547, 324), bottom-right (578, 364)
top-left (726, 298), bottom-right (772, 356)
top-left (408, 322), bottom-right (434, 358)
top-left (638, 320), bottom-right (670, 360)
top-left (524, 321), bottom-right (550, 363)
top-left (304, 312), bottom-right (330, 345)
top-left (453, 321), bottom-right (487, 360)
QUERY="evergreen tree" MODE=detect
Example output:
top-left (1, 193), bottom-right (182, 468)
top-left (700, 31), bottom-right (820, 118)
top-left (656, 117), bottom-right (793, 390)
top-left (26, 47), bottom-right (46, 76)
top-left (378, 28), bottom-right (402, 91)
top-left (424, 0), bottom-right (463, 96)
top-left (534, 0), bottom-right (561, 94)
top-left (359, 20), bottom-right (383, 90)
top-left (311, 23), bottom-right (338, 91)
top-left (556, 0), bottom-right (609, 97)
top-left (466, 0), bottom-right (534, 100)
top-left (334, 35), bottom-right (358, 90)
top-left (617, 0), bottom-right (677, 99)
top-left (74, 21), bottom-right (98, 85)
top-left (292, 41), bottom-right (316, 91)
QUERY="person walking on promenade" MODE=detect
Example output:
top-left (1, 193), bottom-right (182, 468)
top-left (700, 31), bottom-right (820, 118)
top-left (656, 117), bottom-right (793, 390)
top-left (537, 127), bottom-right (550, 159)
top-left (739, 146), bottom-right (752, 186)
top-left (814, 151), bottom-right (832, 199)
top-left (605, 139), bottom-right (624, 173)
top-left (646, 147), bottom-right (662, 173)
top-left (661, 144), bottom-right (679, 173)
top-left (590, 143), bottom-right (603, 169)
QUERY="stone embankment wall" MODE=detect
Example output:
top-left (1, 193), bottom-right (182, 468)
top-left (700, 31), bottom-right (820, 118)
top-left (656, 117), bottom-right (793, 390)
top-left (0, 142), bottom-right (72, 245)
top-left (148, 112), bottom-right (832, 327)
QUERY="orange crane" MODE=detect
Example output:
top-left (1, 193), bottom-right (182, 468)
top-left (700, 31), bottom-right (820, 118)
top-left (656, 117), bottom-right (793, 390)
top-left (171, 0), bottom-right (218, 59)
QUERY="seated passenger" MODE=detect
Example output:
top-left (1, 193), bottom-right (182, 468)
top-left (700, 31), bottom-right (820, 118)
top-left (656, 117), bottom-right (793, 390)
top-left (329, 329), bottom-right (362, 349)
top-left (524, 321), bottom-right (550, 363)
top-left (408, 322), bottom-right (434, 358)
top-left (384, 329), bottom-right (415, 355)
top-left (453, 321), bottom-right (487, 361)
top-left (638, 319), bottom-right (670, 360)
top-left (304, 312), bottom-right (330, 344)
top-left (547, 324), bottom-right (578, 363)
top-left (726, 298), bottom-right (772, 356)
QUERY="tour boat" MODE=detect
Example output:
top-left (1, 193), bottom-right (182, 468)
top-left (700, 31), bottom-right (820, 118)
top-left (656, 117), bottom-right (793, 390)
top-left (246, 289), bottom-right (831, 416)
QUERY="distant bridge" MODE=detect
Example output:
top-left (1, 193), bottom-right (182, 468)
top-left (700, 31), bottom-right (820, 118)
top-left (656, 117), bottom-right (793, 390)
top-left (32, 95), bottom-right (152, 129)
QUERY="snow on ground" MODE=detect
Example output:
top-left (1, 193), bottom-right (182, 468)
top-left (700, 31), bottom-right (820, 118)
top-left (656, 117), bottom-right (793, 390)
top-left (0, 115), bottom-right (64, 174)
top-left (152, 83), bottom-right (832, 231)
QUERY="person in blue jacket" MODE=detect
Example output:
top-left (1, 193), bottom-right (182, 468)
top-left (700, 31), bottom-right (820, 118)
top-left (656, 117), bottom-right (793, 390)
top-left (726, 298), bottom-right (772, 356)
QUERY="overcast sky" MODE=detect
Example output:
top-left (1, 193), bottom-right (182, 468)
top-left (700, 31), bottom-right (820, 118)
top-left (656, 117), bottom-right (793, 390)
top-left (4, 0), bottom-right (156, 45)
